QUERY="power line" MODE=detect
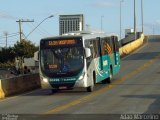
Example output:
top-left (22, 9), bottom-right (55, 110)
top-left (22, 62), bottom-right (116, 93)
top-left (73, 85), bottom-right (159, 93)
top-left (32, 22), bottom-right (53, 35)
top-left (0, 32), bottom-right (19, 47)
top-left (0, 33), bottom-right (19, 39)
top-left (0, 32), bottom-right (19, 38)
top-left (25, 15), bottom-right (54, 39)
top-left (16, 19), bottom-right (34, 41)
top-left (25, 22), bottom-right (48, 38)
top-left (30, 22), bottom-right (52, 36)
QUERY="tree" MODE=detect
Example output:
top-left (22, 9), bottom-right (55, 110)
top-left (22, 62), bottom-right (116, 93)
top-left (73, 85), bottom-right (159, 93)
top-left (14, 39), bottom-right (37, 58)
top-left (0, 47), bottom-right (15, 63)
top-left (14, 39), bottom-right (38, 71)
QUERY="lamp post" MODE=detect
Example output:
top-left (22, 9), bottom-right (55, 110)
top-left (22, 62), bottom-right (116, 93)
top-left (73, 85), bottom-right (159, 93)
top-left (120, 0), bottom-right (124, 41)
top-left (101, 15), bottom-right (104, 32)
top-left (141, 0), bottom-right (144, 33)
top-left (25, 15), bottom-right (54, 39)
top-left (134, 0), bottom-right (137, 39)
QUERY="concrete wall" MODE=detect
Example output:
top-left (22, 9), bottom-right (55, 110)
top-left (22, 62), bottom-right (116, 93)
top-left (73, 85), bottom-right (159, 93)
top-left (0, 74), bottom-right (40, 99)
top-left (119, 34), bottom-right (145, 57)
top-left (0, 34), bottom-right (146, 99)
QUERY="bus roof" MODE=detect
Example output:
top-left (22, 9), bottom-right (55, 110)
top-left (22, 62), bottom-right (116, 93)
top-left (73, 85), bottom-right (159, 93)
top-left (41, 31), bottom-right (118, 41)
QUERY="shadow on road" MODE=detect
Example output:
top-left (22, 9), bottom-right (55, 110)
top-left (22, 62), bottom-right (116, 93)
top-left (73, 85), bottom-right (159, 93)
top-left (121, 94), bottom-right (160, 114)
top-left (148, 39), bottom-right (160, 43)
top-left (21, 83), bottom-right (105, 97)
top-left (21, 88), bottom-right (87, 96)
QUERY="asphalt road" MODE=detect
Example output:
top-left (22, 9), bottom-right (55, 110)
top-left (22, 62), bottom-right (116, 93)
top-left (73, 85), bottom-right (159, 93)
top-left (0, 38), bottom-right (160, 119)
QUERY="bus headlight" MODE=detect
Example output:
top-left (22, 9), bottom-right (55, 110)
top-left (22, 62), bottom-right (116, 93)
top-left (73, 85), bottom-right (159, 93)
top-left (78, 73), bottom-right (85, 80)
top-left (43, 78), bottom-right (48, 83)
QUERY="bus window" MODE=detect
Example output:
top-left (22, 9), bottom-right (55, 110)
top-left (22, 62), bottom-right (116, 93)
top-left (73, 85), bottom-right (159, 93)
top-left (102, 37), bottom-right (113, 55)
top-left (92, 39), bottom-right (99, 58)
top-left (112, 36), bottom-right (119, 52)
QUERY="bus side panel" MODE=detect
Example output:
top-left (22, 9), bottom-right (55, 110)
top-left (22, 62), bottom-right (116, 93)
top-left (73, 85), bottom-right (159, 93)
top-left (112, 52), bottom-right (121, 75)
top-left (95, 55), bottom-right (110, 83)
top-left (111, 36), bottom-right (121, 75)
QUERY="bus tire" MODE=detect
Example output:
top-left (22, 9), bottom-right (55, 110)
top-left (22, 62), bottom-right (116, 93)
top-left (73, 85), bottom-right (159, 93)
top-left (51, 89), bottom-right (58, 93)
top-left (107, 68), bottom-right (113, 84)
top-left (87, 85), bottom-right (93, 92)
top-left (102, 68), bottom-right (113, 84)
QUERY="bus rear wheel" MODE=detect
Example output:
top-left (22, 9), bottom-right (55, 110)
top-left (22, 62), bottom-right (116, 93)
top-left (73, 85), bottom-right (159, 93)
top-left (107, 71), bottom-right (113, 83)
top-left (102, 69), bottom-right (113, 84)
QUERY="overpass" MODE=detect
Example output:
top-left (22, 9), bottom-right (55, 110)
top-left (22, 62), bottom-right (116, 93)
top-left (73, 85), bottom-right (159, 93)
top-left (0, 35), bottom-right (160, 119)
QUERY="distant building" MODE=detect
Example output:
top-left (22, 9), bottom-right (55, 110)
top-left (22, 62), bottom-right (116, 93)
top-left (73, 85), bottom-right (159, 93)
top-left (59, 14), bottom-right (85, 35)
top-left (15, 57), bottom-right (39, 73)
top-left (125, 29), bottom-right (134, 37)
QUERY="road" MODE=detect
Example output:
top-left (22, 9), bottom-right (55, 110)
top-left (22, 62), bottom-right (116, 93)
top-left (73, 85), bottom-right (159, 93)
top-left (0, 37), bottom-right (160, 119)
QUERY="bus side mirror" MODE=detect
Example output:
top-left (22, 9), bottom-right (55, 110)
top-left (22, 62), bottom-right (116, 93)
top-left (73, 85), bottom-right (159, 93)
top-left (85, 48), bottom-right (91, 58)
top-left (34, 51), bottom-right (39, 61)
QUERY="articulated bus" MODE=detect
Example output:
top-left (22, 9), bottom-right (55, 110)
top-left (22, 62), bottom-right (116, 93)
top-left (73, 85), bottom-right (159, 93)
top-left (35, 31), bottom-right (120, 92)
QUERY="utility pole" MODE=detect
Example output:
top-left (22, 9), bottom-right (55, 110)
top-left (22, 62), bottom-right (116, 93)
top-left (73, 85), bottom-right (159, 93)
top-left (16, 19), bottom-right (34, 74)
top-left (101, 16), bottom-right (104, 32)
top-left (16, 19), bottom-right (34, 42)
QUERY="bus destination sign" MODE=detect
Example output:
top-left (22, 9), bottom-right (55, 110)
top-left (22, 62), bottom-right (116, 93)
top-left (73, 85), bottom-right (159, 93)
top-left (48, 39), bottom-right (76, 46)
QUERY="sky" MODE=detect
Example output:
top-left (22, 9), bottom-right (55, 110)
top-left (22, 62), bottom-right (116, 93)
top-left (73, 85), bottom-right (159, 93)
top-left (0, 0), bottom-right (160, 47)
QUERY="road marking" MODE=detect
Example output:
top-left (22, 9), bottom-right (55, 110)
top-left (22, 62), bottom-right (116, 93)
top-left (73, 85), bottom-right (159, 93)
top-left (45, 53), bottom-right (160, 114)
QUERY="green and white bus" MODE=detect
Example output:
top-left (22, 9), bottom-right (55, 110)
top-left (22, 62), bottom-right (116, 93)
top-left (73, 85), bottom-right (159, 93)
top-left (35, 31), bottom-right (120, 92)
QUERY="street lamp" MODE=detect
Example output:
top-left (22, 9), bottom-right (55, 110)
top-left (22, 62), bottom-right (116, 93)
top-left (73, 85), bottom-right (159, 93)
top-left (101, 15), bottom-right (104, 32)
top-left (120, 0), bottom-right (124, 40)
top-left (141, 0), bottom-right (144, 33)
top-left (134, 0), bottom-right (137, 39)
top-left (25, 15), bottom-right (54, 39)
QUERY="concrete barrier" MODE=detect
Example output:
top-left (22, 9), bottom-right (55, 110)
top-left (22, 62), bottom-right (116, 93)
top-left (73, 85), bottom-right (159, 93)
top-left (0, 80), bottom-right (5, 98)
top-left (119, 34), bottom-right (145, 57)
top-left (0, 74), bottom-right (41, 99)
top-left (0, 34), bottom-right (146, 99)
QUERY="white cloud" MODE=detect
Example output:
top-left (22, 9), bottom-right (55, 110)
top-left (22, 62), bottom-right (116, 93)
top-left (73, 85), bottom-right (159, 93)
top-left (0, 11), bottom-right (17, 20)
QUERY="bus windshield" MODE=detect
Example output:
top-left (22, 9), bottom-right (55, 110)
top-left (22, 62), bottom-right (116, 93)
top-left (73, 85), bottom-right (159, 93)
top-left (40, 46), bottom-right (84, 77)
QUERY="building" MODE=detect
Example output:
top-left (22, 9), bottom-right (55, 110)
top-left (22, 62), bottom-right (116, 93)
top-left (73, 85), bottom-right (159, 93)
top-left (125, 28), bottom-right (134, 37)
top-left (59, 14), bottom-right (84, 35)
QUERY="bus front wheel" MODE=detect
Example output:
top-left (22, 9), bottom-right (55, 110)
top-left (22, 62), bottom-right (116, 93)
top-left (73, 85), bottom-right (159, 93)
top-left (86, 85), bottom-right (94, 92)
top-left (86, 72), bottom-right (95, 92)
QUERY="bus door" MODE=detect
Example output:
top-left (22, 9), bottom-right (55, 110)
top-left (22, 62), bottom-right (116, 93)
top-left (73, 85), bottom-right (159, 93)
top-left (96, 37), bottom-right (103, 71)
top-left (112, 36), bottom-right (119, 65)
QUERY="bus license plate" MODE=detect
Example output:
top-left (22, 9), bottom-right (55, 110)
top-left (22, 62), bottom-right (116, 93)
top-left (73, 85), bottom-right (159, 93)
top-left (59, 86), bottom-right (67, 89)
